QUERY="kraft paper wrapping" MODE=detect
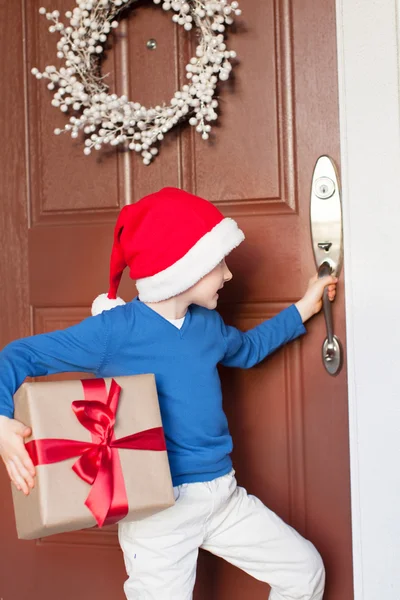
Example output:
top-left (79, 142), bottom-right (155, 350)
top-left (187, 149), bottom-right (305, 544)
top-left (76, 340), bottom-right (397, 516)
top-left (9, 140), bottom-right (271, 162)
top-left (11, 374), bottom-right (174, 540)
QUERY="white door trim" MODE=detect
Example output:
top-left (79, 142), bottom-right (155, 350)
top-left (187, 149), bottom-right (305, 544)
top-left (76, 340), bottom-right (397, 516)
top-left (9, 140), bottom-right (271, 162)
top-left (336, 1), bottom-right (400, 598)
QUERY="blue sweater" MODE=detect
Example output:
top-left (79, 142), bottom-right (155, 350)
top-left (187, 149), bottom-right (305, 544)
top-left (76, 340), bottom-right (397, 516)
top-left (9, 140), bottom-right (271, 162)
top-left (0, 299), bottom-right (305, 485)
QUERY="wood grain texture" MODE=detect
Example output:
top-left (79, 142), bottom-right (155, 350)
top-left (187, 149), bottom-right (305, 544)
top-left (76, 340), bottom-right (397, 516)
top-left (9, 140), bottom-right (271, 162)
top-left (184, 0), bottom-right (298, 216)
top-left (0, 0), bottom-right (30, 347)
top-left (0, 0), bottom-right (353, 598)
top-left (25, 0), bottom-right (122, 225)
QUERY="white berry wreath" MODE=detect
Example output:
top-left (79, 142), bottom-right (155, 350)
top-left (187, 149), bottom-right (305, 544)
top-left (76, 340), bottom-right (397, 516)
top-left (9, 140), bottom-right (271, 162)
top-left (32, 0), bottom-right (241, 164)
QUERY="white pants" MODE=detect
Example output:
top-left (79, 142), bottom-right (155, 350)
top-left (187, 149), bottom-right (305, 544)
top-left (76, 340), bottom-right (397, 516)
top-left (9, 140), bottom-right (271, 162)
top-left (118, 471), bottom-right (325, 600)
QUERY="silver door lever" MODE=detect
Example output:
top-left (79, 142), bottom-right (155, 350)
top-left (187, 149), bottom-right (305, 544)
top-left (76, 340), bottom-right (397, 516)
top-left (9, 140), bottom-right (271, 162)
top-left (310, 156), bottom-right (343, 375)
top-left (317, 261), bottom-right (342, 374)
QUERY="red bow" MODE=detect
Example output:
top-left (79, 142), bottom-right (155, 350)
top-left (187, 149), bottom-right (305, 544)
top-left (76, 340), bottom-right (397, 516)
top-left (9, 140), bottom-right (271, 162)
top-left (25, 378), bottom-right (166, 527)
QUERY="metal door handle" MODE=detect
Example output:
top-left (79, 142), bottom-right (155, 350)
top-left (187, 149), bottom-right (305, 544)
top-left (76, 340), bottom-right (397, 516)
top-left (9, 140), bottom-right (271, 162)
top-left (317, 261), bottom-right (342, 373)
top-left (310, 156), bottom-right (343, 375)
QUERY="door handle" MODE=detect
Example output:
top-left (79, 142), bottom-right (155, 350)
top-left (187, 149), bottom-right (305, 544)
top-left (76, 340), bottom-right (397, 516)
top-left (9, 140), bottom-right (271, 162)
top-left (310, 156), bottom-right (343, 375)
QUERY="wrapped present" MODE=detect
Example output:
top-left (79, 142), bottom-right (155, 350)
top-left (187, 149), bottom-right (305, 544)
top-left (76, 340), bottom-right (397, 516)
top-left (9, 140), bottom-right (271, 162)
top-left (12, 375), bottom-right (175, 540)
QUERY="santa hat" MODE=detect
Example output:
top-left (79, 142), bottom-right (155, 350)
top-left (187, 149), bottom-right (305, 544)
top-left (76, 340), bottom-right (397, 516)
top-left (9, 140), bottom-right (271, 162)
top-left (91, 187), bottom-right (245, 315)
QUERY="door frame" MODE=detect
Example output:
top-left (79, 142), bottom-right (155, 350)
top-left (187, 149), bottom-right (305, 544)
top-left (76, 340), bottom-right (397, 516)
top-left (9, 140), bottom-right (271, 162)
top-left (336, 1), bottom-right (400, 598)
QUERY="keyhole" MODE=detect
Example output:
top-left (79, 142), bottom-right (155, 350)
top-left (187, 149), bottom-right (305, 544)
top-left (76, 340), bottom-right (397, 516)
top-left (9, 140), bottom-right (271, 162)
top-left (314, 177), bottom-right (335, 199)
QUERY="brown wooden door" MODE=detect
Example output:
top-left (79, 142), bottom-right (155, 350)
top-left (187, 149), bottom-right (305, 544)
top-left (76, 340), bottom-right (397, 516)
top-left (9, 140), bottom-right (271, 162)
top-left (0, 0), bottom-right (352, 598)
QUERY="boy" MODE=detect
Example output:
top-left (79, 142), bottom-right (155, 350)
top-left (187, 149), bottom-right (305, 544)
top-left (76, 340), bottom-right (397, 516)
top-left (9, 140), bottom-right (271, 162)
top-left (0, 187), bottom-right (336, 600)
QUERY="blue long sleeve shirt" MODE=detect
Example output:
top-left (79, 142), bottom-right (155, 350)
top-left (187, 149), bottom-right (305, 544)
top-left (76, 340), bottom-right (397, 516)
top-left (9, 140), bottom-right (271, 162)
top-left (0, 298), bottom-right (306, 485)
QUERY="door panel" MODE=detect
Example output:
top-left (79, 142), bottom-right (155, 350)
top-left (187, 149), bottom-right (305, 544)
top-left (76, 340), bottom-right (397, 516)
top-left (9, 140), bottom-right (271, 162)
top-left (0, 1), bottom-right (353, 598)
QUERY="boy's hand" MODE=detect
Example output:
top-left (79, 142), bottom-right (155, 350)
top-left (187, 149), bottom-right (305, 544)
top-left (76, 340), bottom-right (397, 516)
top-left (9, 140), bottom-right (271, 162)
top-left (295, 274), bottom-right (338, 323)
top-left (0, 416), bottom-right (36, 495)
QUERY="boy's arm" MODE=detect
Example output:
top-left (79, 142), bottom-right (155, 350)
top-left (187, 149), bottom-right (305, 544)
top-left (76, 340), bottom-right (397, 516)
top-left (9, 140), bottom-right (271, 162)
top-left (220, 304), bottom-right (305, 369)
top-left (0, 305), bottom-right (132, 495)
top-left (0, 311), bottom-right (112, 418)
top-left (219, 274), bottom-right (337, 368)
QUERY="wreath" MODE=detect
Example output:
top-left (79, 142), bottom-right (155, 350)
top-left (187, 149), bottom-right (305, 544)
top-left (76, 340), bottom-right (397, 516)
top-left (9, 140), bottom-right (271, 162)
top-left (32, 0), bottom-right (241, 164)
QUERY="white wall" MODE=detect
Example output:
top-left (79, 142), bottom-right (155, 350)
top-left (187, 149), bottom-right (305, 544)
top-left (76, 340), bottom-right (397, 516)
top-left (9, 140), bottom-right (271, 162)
top-left (336, 1), bottom-right (400, 598)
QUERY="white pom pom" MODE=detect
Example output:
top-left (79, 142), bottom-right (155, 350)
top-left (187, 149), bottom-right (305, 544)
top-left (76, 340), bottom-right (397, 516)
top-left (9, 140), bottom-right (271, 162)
top-left (91, 293), bottom-right (126, 316)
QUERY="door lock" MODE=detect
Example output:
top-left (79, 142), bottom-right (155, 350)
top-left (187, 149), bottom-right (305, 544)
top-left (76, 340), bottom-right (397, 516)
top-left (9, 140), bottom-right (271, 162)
top-left (310, 156), bottom-right (343, 376)
top-left (314, 176), bottom-right (336, 199)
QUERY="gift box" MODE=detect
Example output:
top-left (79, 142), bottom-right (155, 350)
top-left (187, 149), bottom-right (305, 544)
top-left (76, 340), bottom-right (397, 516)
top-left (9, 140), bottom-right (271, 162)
top-left (12, 374), bottom-right (175, 540)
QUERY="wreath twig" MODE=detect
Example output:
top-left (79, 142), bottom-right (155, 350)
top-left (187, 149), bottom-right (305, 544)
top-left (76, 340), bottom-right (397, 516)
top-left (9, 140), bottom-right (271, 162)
top-left (32, 0), bottom-right (241, 164)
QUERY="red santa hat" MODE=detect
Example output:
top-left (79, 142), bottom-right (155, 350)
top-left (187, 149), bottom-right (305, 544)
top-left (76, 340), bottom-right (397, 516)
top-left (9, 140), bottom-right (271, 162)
top-left (91, 187), bottom-right (245, 315)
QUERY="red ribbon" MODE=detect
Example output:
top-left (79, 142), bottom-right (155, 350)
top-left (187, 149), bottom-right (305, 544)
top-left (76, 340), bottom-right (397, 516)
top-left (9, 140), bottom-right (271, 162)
top-left (25, 378), bottom-right (167, 527)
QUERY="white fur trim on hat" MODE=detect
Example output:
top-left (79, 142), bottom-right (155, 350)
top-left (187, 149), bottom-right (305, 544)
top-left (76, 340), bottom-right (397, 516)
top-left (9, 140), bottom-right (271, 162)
top-left (91, 293), bottom-right (126, 316)
top-left (136, 217), bottom-right (245, 302)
